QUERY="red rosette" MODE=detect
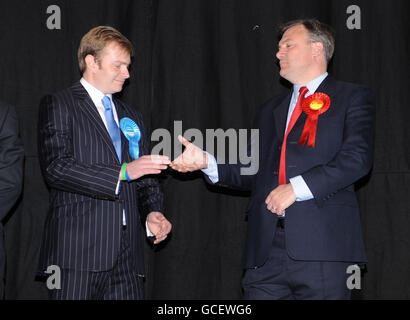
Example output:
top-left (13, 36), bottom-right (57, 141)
top-left (298, 93), bottom-right (331, 147)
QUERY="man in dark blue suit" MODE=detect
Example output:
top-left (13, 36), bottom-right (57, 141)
top-left (171, 19), bottom-right (375, 299)
top-left (37, 26), bottom-right (171, 300)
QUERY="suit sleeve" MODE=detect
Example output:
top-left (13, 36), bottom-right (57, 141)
top-left (38, 94), bottom-right (121, 199)
top-left (301, 87), bottom-right (375, 204)
top-left (215, 163), bottom-right (254, 191)
top-left (0, 103), bottom-right (24, 221)
top-left (133, 113), bottom-right (165, 220)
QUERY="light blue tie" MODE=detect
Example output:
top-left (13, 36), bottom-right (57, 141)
top-left (102, 96), bottom-right (122, 163)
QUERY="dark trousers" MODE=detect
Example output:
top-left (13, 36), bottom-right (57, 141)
top-left (242, 220), bottom-right (352, 300)
top-left (48, 227), bottom-right (144, 300)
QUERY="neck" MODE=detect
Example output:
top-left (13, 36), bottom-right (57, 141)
top-left (82, 73), bottom-right (106, 94)
top-left (293, 68), bottom-right (327, 85)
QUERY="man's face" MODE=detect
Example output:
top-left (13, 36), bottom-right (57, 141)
top-left (276, 24), bottom-right (315, 84)
top-left (93, 41), bottom-right (131, 94)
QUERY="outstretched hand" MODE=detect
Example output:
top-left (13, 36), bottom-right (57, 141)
top-left (122, 155), bottom-right (170, 180)
top-left (170, 135), bottom-right (208, 172)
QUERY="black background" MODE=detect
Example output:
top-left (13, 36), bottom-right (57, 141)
top-left (0, 0), bottom-right (409, 299)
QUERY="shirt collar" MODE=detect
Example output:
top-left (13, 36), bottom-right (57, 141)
top-left (80, 78), bottom-right (113, 104)
top-left (293, 72), bottom-right (328, 96)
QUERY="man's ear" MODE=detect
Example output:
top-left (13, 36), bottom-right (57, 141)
top-left (311, 42), bottom-right (324, 58)
top-left (85, 54), bottom-right (98, 73)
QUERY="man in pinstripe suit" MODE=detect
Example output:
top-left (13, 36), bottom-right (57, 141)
top-left (37, 26), bottom-right (171, 300)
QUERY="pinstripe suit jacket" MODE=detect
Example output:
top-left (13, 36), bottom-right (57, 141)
top-left (37, 81), bottom-right (164, 274)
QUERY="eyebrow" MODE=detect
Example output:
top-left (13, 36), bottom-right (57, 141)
top-left (278, 39), bottom-right (293, 46)
top-left (114, 60), bottom-right (131, 66)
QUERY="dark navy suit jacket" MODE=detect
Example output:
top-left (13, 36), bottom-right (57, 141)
top-left (213, 76), bottom-right (375, 269)
top-left (37, 81), bottom-right (164, 274)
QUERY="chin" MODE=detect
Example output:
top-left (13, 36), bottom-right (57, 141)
top-left (279, 70), bottom-right (289, 80)
top-left (112, 86), bottom-right (123, 94)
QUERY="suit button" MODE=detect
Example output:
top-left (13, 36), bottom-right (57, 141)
top-left (273, 171), bottom-right (279, 175)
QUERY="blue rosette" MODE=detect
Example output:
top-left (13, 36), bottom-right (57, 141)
top-left (120, 117), bottom-right (141, 160)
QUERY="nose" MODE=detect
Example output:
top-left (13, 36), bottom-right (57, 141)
top-left (122, 65), bottom-right (130, 79)
top-left (276, 47), bottom-right (284, 60)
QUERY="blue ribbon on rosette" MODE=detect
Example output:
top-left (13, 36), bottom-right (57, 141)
top-left (120, 117), bottom-right (141, 160)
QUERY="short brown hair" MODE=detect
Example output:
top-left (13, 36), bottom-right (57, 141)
top-left (77, 26), bottom-right (134, 74)
top-left (279, 19), bottom-right (336, 63)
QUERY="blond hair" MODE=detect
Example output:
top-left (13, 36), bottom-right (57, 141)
top-left (77, 26), bottom-right (134, 74)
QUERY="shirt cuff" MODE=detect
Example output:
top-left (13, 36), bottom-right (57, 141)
top-left (146, 220), bottom-right (154, 237)
top-left (289, 175), bottom-right (314, 201)
top-left (201, 152), bottom-right (219, 184)
top-left (115, 179), bottom-right (121, 195)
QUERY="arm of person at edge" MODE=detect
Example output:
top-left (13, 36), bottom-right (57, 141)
top-left (0, 103), bottom-right (24, 221)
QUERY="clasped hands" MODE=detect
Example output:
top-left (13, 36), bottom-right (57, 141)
top-left (123, 135), bottom-right (207, 178)
top-left (125, 134), bottom-right (297, 243)
top-left (169, 135), bottom-right (297, 216)
top-left (120, 136), bottom-right (209, 244)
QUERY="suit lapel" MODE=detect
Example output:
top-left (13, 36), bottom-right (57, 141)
top-left (289, 75), bottom-right (338, 139)
top-left (272, 93), bottom-right (292, 140)
top-left (314, 75), bottom-right (337, 98)
top-left (298, 75), bottom-right (337, 124)
top-left (70, 81), bottom-right (120, 161)
top-left (259, 93), bottom-right (291, 166)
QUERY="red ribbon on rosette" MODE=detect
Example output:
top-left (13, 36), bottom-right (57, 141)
top-left (298, 92), bottom-right (331, 148)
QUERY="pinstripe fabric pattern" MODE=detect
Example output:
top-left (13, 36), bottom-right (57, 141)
top-left (37, 81), bottom-right (164, 299)
top-left (48, 228), bottom-right (144, 300)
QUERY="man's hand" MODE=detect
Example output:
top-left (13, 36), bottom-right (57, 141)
top-left (121, 155), bottom-right (170, 180)
top-left (265, 183), bottom-right (297, 216)
top-left (147, 211), bottom-right (172, 244)
top-left (170, 135), bottom-right (208, 172)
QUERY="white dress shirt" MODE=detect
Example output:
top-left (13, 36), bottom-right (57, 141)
top-left (80, 78), bottom-right (120, 128)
